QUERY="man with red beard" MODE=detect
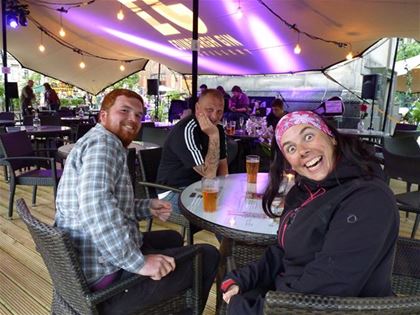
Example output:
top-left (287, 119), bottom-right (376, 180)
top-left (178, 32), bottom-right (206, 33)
top-left (55, 89), bottom-right (219, 314)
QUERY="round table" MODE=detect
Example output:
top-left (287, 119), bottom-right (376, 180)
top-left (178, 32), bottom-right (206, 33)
top-left (6, 125), bottom-right (72, 137)
top-left (179, 173), bottom-right (280, 314)
top-left (337, 128), bottom-right (389, 139)
top-left (57, 140), bottom-right (160, 159)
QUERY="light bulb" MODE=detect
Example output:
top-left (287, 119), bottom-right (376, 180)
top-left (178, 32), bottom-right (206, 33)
top-left (346, 51), bottom-right (353, 60)
top-left (38, 44), bottom-right (45, 52)
top-left (119, 64), bottom-right (125, 71)
top-left (59, 27), bottom-right (66, 37)
top-left (235, 6), bottom-right (243, 19)
top-left (79, 61), bottom-right (86, 69)
top-left (294, 43), bottom-right (301, 54)
top-left (117, 9), bottom-right (124, 20)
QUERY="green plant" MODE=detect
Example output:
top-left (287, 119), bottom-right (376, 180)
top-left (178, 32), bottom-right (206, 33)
top-left (411, 100), bottom-right (420, 125)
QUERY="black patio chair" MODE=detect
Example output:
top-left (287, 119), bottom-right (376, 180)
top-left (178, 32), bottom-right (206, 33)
top-left (0, 131), bottom-right (62, 218)
top-left (263, 237), bottom-right (420, 314)
top-left (75, 122), bottom-right (95, 141)
top-left (0, 111), bottom-right (15, 120)
top-left (140, 126), bottom-right (170, 147)
top-left (135, 147), bottom-right (193, 244)
top-left (15, 198), bottom-right (204, 315)
top-left (383, 136), bottom-right (420, 238)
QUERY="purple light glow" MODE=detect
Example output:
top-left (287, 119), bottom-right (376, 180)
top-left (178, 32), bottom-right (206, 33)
top-left (247, 15), bottom-right (299, 72)
top-left (102, 27), bottom-right (253, 74)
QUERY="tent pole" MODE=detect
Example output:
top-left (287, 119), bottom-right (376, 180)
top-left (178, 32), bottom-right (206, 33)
top-left (191, 0), bottom-right (198, 109)
top-left (382, 38), bottom-right (400, 132)
top-left (155, 63), bottom-right (161, 120)
top-left (2, 0), bottom-right (10, 112)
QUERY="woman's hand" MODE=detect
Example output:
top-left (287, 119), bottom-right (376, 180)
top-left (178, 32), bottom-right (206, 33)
top-left (223, 284), bottom-right (240, 304)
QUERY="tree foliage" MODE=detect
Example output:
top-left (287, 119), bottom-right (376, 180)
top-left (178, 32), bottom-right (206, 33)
top-left (396, 41), bottom-right (420, 61)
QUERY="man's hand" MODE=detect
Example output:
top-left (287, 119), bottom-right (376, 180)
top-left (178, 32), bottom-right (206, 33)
top-left (150, 199), bottom-right (172, 221)
top-left (196, 112), bottom-right (219, 137)
top-left (223, 285), bottom-right (240, 304)
top-left (139, 254), bottom-right (176, 280)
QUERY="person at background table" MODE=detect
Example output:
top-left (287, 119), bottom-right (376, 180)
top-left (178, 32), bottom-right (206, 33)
top-left (221, 110), bottom-right (399, 315)
top-left (266, 98), bottom-right (286, 129)
top-left (43, 83), bottom-right (61, 111)
top-left (55, 89), bottom-right (219, 315)
top-left (20, 79), bottom-right (35, 116)
top-left (217, 85), bottom-right (231, 115)
top-left (228, 85), bottom-right (250, 123)
top-left (157, 88), bottom-right (228, 239)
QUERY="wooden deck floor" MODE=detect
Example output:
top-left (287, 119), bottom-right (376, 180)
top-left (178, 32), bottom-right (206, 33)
top-left (0, 173), bottom-right (417, 315)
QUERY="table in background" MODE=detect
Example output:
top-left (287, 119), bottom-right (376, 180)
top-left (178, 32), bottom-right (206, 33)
top-left (179, 173), bottom-right (279, 314)
top-left (338, 128), bottom-right (390, 144)
top-left (57, 140), bottom-right (160, 159)
top-left (6, 125), bottom-right (72, 137)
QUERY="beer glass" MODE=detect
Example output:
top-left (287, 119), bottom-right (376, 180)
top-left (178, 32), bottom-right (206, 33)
top-left (201, 177), bottom-right (219, 212)
top-left (246, 155), bottom-right (260, 183)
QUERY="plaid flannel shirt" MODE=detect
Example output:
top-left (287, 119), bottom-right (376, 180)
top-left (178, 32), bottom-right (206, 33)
top-left (55, 124), bottom-right (151, 284)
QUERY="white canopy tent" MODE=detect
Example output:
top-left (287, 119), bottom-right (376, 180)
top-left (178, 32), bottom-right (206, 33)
top-left (1, 0), bottom-right (419, 94)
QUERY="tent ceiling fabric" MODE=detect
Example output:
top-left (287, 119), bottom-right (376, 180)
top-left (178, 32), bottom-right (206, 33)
top-left (2, 0), bottom-right (419, 94)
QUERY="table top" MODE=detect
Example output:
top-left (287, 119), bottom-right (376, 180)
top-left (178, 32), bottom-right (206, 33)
top-left (6, 125), bottom-right (72, 136)
top-left (179, 173), bottom-right (281, 245)
top-left (57, 140), bottom-right (160, 158)
top-left (60, 116), bottom-right (91, 121)
top-left (337, 128), bottom-right (390, 138)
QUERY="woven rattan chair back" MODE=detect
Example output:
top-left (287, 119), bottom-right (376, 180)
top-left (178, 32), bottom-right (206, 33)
top-left (16, 199), bottom-right (96, 315)
top-left (0, 111), bottom-right (15, 120)
top-left (137, 147), bottom-right (163, 198)
top-left (0, 131), bottom-right (35, 170)
top-left (263, 237), bottom-right (420, 315)
top-left (141, 126), bottom-right (170, 147)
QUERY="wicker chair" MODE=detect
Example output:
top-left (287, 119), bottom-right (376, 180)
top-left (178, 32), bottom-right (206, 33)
top-left (383, 136), bottom-right (420, 238)
top-left (0, 131), bottom-right (61, 218)
top-left (16, 198), bottom-right (204, 315)
top-left (135, 148), bottom-right (194, 244)
top-left (263, 237), bottom-right (420, 315)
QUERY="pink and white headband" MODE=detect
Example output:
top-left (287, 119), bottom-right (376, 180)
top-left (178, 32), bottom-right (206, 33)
top-left (275, 111), bottom-right (334, 150)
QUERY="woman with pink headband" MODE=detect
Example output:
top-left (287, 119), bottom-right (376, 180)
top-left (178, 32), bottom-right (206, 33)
top-left (221, 111), bottom-right (399, 315)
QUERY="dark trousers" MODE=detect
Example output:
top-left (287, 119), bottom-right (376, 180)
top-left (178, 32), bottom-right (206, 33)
top-left (99, 230), bottom-right (220, 315)
top-left (227, 287), bottom-right (267, 315)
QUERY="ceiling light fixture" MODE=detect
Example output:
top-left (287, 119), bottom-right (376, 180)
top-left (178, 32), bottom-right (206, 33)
top-left (235, 0), bottom-right (243, 19)
top-left (38, 30), bottom-right (45, 52)
top-left (119, 63), bottom-right (125, 71)
top-left (117, 4), bottom-right (124, 20)
top-left (294, 32), bottom-right (301, 54)
top-left (346, 44), bottom-right (353, 60)
top-left (59, 11), bottom-right (66, 37)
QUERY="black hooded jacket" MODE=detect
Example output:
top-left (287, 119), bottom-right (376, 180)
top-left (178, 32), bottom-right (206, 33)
top-left (225, 157), bottom-right (399, 298)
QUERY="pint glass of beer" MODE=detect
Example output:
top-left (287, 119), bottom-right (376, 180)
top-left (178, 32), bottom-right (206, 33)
top-left (246, 155), bottom-right (260, 183)
top-left (201, 177), bottom-right (219, 212)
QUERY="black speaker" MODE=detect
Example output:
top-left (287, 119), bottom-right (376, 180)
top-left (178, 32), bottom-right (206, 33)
top-left (147, 79), bottom-right (159, 95)
top-left (361, 74), bottom-right (379, 100)
top-left (6, 82), bottom-right (19, 99)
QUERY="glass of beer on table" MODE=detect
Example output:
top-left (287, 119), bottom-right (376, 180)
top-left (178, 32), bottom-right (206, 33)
top-left (201, 177), bottom-right (219, 212)
top-left (246, 155), bottom-right (260, 183)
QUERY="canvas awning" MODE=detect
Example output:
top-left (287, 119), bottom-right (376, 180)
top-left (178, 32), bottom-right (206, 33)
top-left (1, 0), bottom-right (419, 94)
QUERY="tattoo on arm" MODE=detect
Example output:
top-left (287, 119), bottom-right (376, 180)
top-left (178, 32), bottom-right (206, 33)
top-left (193, 135), bottom-right (220, 178)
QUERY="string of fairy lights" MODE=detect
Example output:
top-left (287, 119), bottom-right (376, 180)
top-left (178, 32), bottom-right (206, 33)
top-left (11, 0), bottom-right (355, 71)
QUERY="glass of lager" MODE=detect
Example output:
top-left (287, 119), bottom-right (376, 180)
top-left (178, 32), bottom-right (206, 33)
top-left (201, 177), bottom-right (219, 212)
top-left (246, 155), bottom-right (260, 183)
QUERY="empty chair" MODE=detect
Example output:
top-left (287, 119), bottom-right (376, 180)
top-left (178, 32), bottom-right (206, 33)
top-left (23, 115), bottom-right (33, 126)
top-left (16, 198), bottom-right (204, 315)
top-left (263, 237), bottom-right (420, 314)
top-left (0, 131), bottom-right (62, 218)
top-left (40, 115), bottom-right (61, 126)
top-left (0, 111), bottom-right (15, 120)
top-left (75, 123), bottom-right (95, 141)
top-left (383, 136), bottom-right (420, 238)
top-left (140, 126), bottom-right (170, 147)
top-left (135, 148), bottom-right (193, 244)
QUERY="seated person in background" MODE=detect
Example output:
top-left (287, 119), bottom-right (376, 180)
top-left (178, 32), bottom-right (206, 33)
top-left (199, 83), bottom-right (208, 95)
top-left (55, 89), bottom-right (219, 315)
top-left (228, 85), bottom-right (250, 122)
top-left (217, 85), bottom-right (231, 114)
top-left (266, 98), bottom-right (286, 129)
top-left (222, 111), bottom-right (399, 315)
top-left (157, 89), bottom-right (228, 237)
